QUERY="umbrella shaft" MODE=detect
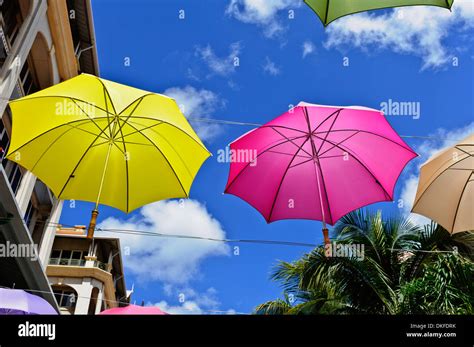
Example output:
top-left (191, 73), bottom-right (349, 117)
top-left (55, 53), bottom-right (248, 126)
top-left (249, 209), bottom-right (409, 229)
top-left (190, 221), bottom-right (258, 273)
top-left (96, 142), bottom-right (113, 209)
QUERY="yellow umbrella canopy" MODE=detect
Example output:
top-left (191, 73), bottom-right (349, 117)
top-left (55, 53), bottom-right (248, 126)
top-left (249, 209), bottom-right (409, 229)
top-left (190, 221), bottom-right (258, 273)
top-left (412, 134), bottom-right (474, 234)
top-left (6, 74), bottom-right (210, 235)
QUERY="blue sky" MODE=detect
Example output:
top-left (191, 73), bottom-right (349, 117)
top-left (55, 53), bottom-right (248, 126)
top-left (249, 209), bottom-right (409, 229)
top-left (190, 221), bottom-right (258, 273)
top-left (59, 0), bottom-right (474, 314)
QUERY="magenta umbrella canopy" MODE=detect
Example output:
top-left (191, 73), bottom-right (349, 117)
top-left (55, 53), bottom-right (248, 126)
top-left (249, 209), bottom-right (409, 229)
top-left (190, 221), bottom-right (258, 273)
top-left (225, 102), bottom-right (417, 236)
top-left (99, 304), bottom-right (168, 315)
top-left (0, 288), bottom-right (58, 315)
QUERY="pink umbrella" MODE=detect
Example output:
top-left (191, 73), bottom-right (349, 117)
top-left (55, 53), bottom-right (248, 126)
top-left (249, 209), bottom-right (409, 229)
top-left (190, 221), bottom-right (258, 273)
top-left (224, 102), bottom-right (417, 245)
top-left (99, 304), bottom-right (168, 315)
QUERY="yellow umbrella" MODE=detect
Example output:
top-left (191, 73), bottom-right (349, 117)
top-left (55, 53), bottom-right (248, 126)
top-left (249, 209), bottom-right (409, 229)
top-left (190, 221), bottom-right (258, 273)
top-left (6, 74), bottom-right (210, 238)
top-left (412, 134), bottom-right (474, 234)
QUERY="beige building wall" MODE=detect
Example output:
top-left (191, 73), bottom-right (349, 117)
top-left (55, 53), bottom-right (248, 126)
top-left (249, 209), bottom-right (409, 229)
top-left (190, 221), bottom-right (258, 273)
top-left (0, 0), bottom-right (96, 310)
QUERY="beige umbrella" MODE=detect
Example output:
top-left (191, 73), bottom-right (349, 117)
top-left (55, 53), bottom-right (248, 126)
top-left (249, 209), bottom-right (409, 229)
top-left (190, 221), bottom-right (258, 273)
top-left (412, 134), bottom-right (474, 234)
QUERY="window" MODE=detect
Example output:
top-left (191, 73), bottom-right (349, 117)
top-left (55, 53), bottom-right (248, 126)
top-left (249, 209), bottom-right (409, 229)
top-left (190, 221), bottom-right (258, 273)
top-left (0, 117), bottom-right (8, 166)
top-left (18, 62), bottom-right (39, 95)
top-left (8, 163), bottom-right (22, 194)
top-left (53, 289), bottom-right (76, 308)
top-left (0, 27), bottom-right (7, 68)
top-left (59, 250), bottom-right (72, 265)
top-left (0, 0), bottom-right (21, 45)
top-left (70, 251), bottom-right (83, 266)
top-left (50, 249), bottom-right (85, 266)
top-left (50, 250), bottom-right (61, 259)
top-left (24, 200), bottom-right (34, 230)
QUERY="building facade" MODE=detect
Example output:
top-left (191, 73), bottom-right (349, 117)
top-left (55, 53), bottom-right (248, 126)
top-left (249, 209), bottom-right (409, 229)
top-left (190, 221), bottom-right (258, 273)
top-left (0, 0), bottom-right (99, 310)
top-left (47, 226), bottom-right (130, 315)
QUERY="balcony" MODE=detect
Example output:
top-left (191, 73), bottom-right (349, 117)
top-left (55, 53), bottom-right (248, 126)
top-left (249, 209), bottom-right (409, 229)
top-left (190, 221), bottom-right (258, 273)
top-left (49, 258), bottom-right (109, 272)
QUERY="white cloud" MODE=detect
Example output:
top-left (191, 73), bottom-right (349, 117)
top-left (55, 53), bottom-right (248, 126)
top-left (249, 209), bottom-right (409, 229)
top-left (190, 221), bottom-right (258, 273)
top-left (225, 0), bottom-right (299, 38)
top-left (195, 42), bottom-right (242, 77)
top-left (325, 0), bottom-right (474, 70)
top-left (152, 300), bottom-right (237, 315)
top-left (164, 86), bottom-right (225, 141)
top-left (150, 287), bottom-right (237, 315)
top-left (98, 199), bottom-right (230, 285)
top-left (262, 56), bottom-right (281, 76)
top-left (399, 123), bottom-right (474, 224)
top-left (302, 41), bottom-right (316, 58)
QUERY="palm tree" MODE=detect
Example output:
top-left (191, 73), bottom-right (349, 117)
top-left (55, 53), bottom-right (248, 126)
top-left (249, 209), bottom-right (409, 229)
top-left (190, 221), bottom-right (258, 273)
top-left (255, 210), bottom-right (473, 315)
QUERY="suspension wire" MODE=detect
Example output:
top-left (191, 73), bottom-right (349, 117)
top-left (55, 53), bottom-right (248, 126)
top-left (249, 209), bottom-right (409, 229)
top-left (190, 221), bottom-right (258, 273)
top-left (0, 285), bottom-right (248, 315)
top-left (29, 220), bottom-right (467, 254)
top-left (186, 117), bottom-right (469, 141)
top-left (1, 102), bottom-right (467, 141)
top-left (96, 227), bottom-right (318, 247)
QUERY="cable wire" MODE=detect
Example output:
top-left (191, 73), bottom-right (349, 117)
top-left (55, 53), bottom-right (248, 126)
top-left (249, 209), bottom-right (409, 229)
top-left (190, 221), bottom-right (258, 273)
top-left (30, 220), bottom-right (468, 253)
top-left (0, 285), bottom-right (248, 315)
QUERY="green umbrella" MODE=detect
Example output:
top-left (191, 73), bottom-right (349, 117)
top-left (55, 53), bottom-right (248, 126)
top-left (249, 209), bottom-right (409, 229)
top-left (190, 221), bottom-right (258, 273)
top-left (304, 0), bottom-right (454, 26)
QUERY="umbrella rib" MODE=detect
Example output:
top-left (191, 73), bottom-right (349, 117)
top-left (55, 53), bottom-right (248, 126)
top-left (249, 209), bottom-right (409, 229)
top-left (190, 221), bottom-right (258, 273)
top-left (126, 120), bottom-right (196, 178)
top-left (318, 131), bottom-right (358, 158)
top-left (114, 98), bottom-right (153, 213)
top-left (319, 154), bottom-right (348, 159)
top-left (10, 95), bottom-right (114, 117)
top-left (412, 155), bottom-right (472, 208)
top-left (267, 150), bottom-right (312, 159)
top-left (324, 0), bottom-right (331, 25)
top-left (116, 122), bottom-right (164, 140)
top-left (271, 127), bottom-right (313, 157)
top-left (30, 121), bottom-right (107, 171)
top-left (314, 129), bottom-right (418, 155)
top-left (316, 109), bottom-right (343, 154)
top-left (89, 140), bottom-right (111, 149)
top-left (126, 116), bottom-right (210, 154)
top-left (114, 101), bottom-right (150, 213)
top-left (117, 93), bottom-right (155, 116)
top-left (289, 157), bottom-right (315, 169)
top-left (259, 125), bottom-right (308, 134)
top-left (310, 108), bottom-right (344, 133)
top-left (313, 134), bottom-right (393, 200)
top-left (313, 152), bottom-right (334, 225)
top-left (304, 106), bottom-right (333, 225)
top-left (111, 141), bottom-right (126, 154)
top-left (96, 76), bottom-right (118, 115)
top-left (70, 99), bottom-right (106, 134)
top-left (225, 135), bottom-right (308, 192)
top-left (418, 155), bottom-right (471, 192)
top-left (123, 120), bottom-right (189, 198)
top-left (317, 130), bottom-right (360, 157)
top-left (455, 146), bottom-right (473, 157)
top-left (103, 87), bottom-right (113, 138)
top-left (66, 122), bottom-right (111, 141)
top-left (6, 117), bottom-right (112, 155)
top-left (57, 120), bottom-right (113, 198)
top-left (267, 137), bottom-right (312, 222)
top-left (450, 175), bottom-right (471, 232)
top-left (116, 119), bottom-right (130, 213)
top-left (112, 97), bottom-right (146, 139)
